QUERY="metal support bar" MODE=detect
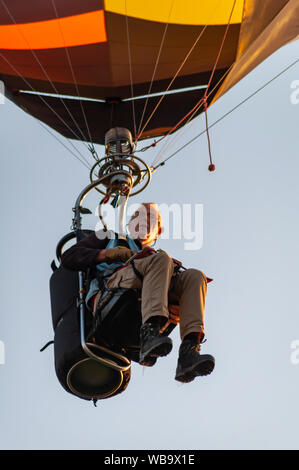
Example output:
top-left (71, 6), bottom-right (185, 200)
top-left (73, 175), bottom-right (131, 372)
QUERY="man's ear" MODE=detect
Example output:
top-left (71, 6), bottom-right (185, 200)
top-left (158, 226), bottom-right (163, 236)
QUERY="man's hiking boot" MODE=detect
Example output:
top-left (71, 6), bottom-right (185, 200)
top-left (175, 338), bottom-right (215, 383)
top-left (139, 321), bottom-right (172, 365)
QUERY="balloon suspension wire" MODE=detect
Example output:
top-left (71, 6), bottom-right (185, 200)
top-left (149, 0), bottom-right (237, 169)
top-left (135, 0), bottom-right (176, 143)
top-left (0, 51), bottom-right (91, 169)
top-left (150, 64), bottom-right (233, 166)
top-left (134, 0), bottom-right (224, 144)
top-left (50, 0), bottom-right (97, 156)
top-left (135, 23), bottom-right (209, 143)
top-left (37, 120), bottom-right (92, 171)
top-left (153, 57), bottom-right (299, 170)
top-left (0, 0), bottom-right (92, 150)
top-left (124, 0), bottom-right (137, 141)
top-left (148, 0), bottom-right (237, 166)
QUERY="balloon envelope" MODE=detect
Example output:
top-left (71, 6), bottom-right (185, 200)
top-left (0, 0), bottom-right (297, 144)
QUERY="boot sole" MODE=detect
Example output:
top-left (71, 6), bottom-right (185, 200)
top-left (139, 338), bottom-right (173, 364)
top-left (175, 355), bottom-right (215, 383)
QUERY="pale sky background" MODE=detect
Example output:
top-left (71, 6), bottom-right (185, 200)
top-left (0, 40), bottom-right (298, 450)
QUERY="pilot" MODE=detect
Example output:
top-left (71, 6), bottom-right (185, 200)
top-left (61, 200), bottom-right (215, 383)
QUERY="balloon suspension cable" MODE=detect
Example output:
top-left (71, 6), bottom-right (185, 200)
top-left (124, 1), bottom-right (137, 140)
top-left (137, 64), bottom-right (234, 161)
top-left (136, 139), bottom-right (158, 153)
top-left (200, 0), bottom-right (237, 173)
top-left (118, 194), bottom-right (130, 239)
top-left (150, 57), bottom-right (299, 173)
top-left (146, 0), bottom-right (237, 172)
top-left (134, 0), bottom-right (235, 148)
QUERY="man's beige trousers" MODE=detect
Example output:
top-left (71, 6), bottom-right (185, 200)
top-left (103, 250), bottom-right (207, 340)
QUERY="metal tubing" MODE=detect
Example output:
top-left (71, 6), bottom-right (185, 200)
top-left (74, 175), bottom-right (131, 372)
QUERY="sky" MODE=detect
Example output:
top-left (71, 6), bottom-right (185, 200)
top-left (0, 39), bottom-right (298, 450)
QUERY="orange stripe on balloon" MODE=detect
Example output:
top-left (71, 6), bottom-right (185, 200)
top-left (0, 10), bottom-right (107, 50)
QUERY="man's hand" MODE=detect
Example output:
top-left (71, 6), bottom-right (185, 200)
top-left (104, 248), bottom-right (137, 264)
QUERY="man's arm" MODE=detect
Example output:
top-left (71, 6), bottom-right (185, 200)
top-left (61, 232), bottom-right (108, 271)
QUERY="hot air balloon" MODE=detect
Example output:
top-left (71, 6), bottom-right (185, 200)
top-left (0, 0), bottom-right (298, 144)
top-left (2, 1), bottom-right (297, 404)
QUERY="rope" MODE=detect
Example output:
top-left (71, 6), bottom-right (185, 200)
top-left (202, 0), bottom-right (237, 171)
top-left (50, 0), bottom-right (95, 148)
top-left (37, 120), bottom-right (92, 171)
top-left (136, 24), bottom-right (209, 141)
top-left (136, 0), bottom-right (235, 160)
top-left (152, 0), bottom-right (236, 170)
top-left (135, 0), bottom-right (224, 142)
top-left (203, 97), bottom-right (214, 171)
top-left (0, 50), bottom-right (91, 166)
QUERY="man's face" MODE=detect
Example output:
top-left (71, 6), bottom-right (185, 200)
top-left (128, 204), bottom-right (161, 246)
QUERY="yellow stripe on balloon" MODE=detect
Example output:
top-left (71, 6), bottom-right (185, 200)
top-left (104, 0), bottom-right (244, 25)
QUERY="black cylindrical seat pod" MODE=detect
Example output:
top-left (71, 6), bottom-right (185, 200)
top-left (105, 127), bottom-right (134, 156)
